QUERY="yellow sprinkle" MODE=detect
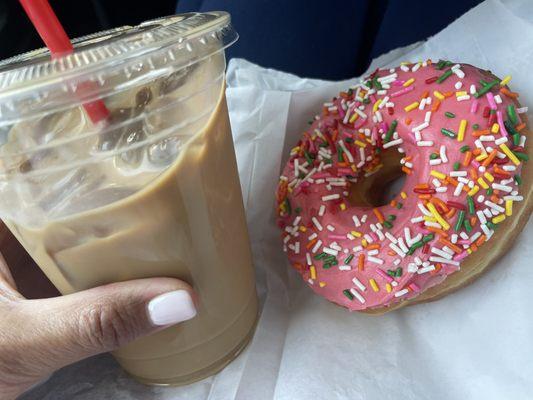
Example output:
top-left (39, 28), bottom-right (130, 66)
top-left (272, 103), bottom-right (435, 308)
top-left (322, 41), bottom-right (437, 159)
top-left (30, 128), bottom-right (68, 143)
top-left (484, 172), bottom-right (494, 182)
top-left (433, 90), bottom-right (445, 100)
top-left (500, 143), bottom-right (520, 165)
top-left (354, 140), bottom-right (367, 148)
top-left (351, 165), bottom-right (357, 172)
top-left (404, 101), bottom-right (420, 112)
top-left (310, 265), bottom-right (317, 280)
top-left (287, 187), bottom-right (293, 194)
top-left (351, 230), bottom-right (362, 238)
top-left (477, 177), bottom-right (489, 189)
top-left (475, 153), bottom-right (488, 161)
top-left (430, 170), bottom-right (447, 180)
top-left (467, 248), bottom-right (473, 254)
top-left (299, 226), bottom-right (307, 232)
top-left (500, 75), bottom-right (512, 86)
top-left (427, 202), bottom-right (450, 230)
top-left (403, 78), bottom-right (415, 87)
top-left (349, 112), bottom-right (359, 123)
top-left (467, 186), bottom-right (479, 196)
top-left (505, 199), bottom-right (513, 216)
top-left (492, 214), bottom-right (506, 224)
top-left (362, 239), bottom-right (368, 247)
top-left (423, 215), bottom-right (437, 222)
top-left (319, 281), bottom-right (326, 287)
top-left (458, 119), bottom-right (467, 142)
top-left (400, 191), bottom-right (407, 199)
top-left (455, 91), bottom-right (467, 97)
top-left (491, 123), bottom-right (500, 134)
top-left (339, 203), bottom-right (347, 211)
top-left (373, 99), bottom-right (382, 112)
top-left (370, 279), bottom-right (379, 292)
top-left (386, 283), bottom-right (392, 293)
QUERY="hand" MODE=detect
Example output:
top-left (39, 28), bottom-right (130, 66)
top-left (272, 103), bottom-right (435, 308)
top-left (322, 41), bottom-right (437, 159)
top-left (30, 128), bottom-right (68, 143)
top-left (0, 226), bottom-right (197, 400)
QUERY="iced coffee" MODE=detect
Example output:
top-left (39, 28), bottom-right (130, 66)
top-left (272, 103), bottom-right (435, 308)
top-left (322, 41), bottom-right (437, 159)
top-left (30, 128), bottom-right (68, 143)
top-left (0, 12), bottom-right (257, 384)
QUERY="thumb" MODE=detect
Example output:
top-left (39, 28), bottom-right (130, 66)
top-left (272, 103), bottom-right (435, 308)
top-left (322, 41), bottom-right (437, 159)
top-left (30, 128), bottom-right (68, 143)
top-left (14, 278), bottom-right (197, 373)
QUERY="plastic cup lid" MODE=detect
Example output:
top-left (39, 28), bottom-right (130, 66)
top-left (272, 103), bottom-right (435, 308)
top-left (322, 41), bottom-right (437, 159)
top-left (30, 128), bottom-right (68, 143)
top-left (0, 12), bottom-right (237, 123)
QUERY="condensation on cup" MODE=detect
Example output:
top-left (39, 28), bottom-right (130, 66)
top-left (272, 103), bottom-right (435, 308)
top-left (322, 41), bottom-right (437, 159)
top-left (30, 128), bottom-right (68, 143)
top-left (0, 12), bottom-right (258, 385)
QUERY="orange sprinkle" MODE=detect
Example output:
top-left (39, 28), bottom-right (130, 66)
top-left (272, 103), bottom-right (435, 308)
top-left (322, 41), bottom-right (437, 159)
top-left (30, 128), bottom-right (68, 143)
top-left (421, 90), bottom-right (429, 99)
top-left (469, 168), bottom-right (478, 180)
top-left (433, 263), bottom-right (443, 274)
top-left (482, 149), bottom-right (498, 167)
top-left (476, 234), bottom-right (486, 246)
top-left (500, 87), bottom-right (519, 98)
top-left (387, 250), bottom-right (396, 256)
top-left (490, 195), bottom-right (500, 204)
top-left (470, 216), bottom-right (477, 227)
top-left (373, 208), bottom-right (385, 223)
top-left (404, 155), bottom-right (413, 161)
top-left (358, 253), bottom-right (365, 271)
top-left (402, 166), bottom-right (412, 175)
top-left (443, 91), bottom-right (453, 98)
top-left (367, 244), bottom-right (381, 250)
top-left (426, 226), bottom-right (449, 238)
top-left (516, 122), bottom-right (526, 131)
top-left (431, 99), bottom-right (441, 112)
top-left (445, 208), bottom-right (456, 219)
top-left (472, 148), bottom-right (482, 156)
top-left (430, 197), bottom-right (449, 213)
top-left (390, 199), bottom-right (397, 207)
top-left (415, 183), bottom-right (430, 190)
top-left (339, 91), bottom-right (350, 98)
top-left (306, 238), bottom-right (318, 249)
top-left (470, 244), bottom-right (478, 252)
top-left (405, 117), bottom-right (412, 125)
top-left (337, 162), bottom-right (349, 167)
top-left (332, 129), bottom-right (338, 141)
top-left (447, 176), bottom-right (459, 187)
top-left (472, 129), bottom-right (490, 137)
top-left (439, 238), bottom-right (462, 253)
top-left (494, 165), bottom-right (511, 177)
top-left (418, 194), bottom-right (432, 200)
top-left (462, 151), bottom-right (472, 166)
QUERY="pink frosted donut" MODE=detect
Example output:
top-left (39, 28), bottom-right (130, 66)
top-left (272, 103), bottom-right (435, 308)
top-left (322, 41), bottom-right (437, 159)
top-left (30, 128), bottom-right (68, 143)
top-left (276, 60), bottom-right (531, 312)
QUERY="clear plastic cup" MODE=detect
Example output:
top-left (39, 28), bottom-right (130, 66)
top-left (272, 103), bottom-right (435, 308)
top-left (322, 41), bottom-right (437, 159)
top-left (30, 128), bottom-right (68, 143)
top-left (0, 12), bottom-right (258, 385)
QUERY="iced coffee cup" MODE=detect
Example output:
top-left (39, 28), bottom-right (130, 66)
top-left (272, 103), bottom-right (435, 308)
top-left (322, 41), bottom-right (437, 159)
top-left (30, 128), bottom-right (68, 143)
top-left (0, 12), bottom-right (257, 385)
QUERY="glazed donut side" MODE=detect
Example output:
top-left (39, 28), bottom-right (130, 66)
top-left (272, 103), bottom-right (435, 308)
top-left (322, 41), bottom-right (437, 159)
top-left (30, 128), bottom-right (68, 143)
top-left (276, 60), bottom-right (530, 312)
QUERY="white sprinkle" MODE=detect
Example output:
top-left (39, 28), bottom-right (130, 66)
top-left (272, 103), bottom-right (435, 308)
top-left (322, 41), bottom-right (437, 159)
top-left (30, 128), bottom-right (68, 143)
top-left (294, 242), bottom-right (300, 254)
top-left (383, 138), bottom-right (404, 149)
top-left (417, 141), bottom-right (434, 147)
top-left (361, 215), bottom-right (368, 223)
top-left (411, 216), bottom-right (424, 223)
top-left (318, 205), bottom-right (326, 217)
top-left (436, 187), bottom-right (448, 193)
top-left (308, 233), bottom-right (318, 240)
top-left (432, 178), bottom-right (442, 187)
top-left (413, 121), bottom-right (429, 132)
top-left (339, 265), bottom-right (351, 271)
top-left (408, 263), bottom-right (419, 273)
top-left (451, 234), bottom-right (458, 244)
top-left (367, 256), bottom-right (384, 265)
top-left (364, 234), bottom-right (373, 243)
top-left (502, 165), bottom-right (516, 171)
top-left (417, 265), bottom-right (436, 274)
top-left (418, 203), bottom-right (431, 216)
top-left (450, 171), bottom-right (467, 177)
top-left (479, 135), bottom-right (495, 142)
top-left (494, 94), bottom-right (502, 104)
top-left (395, 288), bottom-right (409, 298)
top-left (349, 288), bottom-right (366, 304)
top-left (412, 63), bottom-right (421, 72)
top-left (517, 106), bottom-right (528, 114)
top-left (393, 259), bottom-right (401, 266)
top-left (431, 247), bottom-right (453, 259)
top-left (352, 277), bottom-right (367, 292)
top-left (385, 232), bottom-right (398, 244)
top-left (429, 256), bottom-right (460, 266)
top-left (469, 84), bottom-right (476, 95)
top-left (425, 111), bottom-right (432, 123)
top-left (457, 94), bottom-right (470, 101)
top-left (492, 183), bottom-right (513, 193)
top-left (480, 223), bottom-right (493, 238)
top-left (485, 200), bottom-right (505, 213)
top-left (470, 232), bottom-right (482, 243)
top-left (401, 64), bottom-right (409, 72)
top-left (322, 194), bottom-right (340, 201)
top-left (353, 245), bottom-right (363, 253)
top-left (312, 240), bottom-right (322, 253)
top-left (397, 237), bottom-right (409, 253)
top-left (477, 195), bottom-right (485, 203)
top-left (312, 217), bottom-right (323, 231)
top-left (429, 159), bottom-right (442, 166)
top-left (330, 242), bottom-right (342, 251)
top-left (440, 145), bottom-right (448, 163)
top-left (503, 195), bottom-right (523, 201)
top-left (389, 243), bottom-right (406, 258)
top-left (453, 68), bottom-right (465, 79)
top-left (338, 140), bottom-right (354, 163)
top-left (425, 221), bottom-right (442, 229)
top-left (352, 215), bottom-right (361, 227)
top-left (476, 210), bottom-right (487, 224)
top-left (454, 182), bottom-right (464, 197)
top-left (326, 224), bottom-right (335, 232)
top-left (455, 81), bottom-right (463, 90)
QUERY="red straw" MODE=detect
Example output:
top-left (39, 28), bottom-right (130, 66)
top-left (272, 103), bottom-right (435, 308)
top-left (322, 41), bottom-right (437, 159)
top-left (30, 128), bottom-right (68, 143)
top-left (19, 0), bottom-right (109, 123)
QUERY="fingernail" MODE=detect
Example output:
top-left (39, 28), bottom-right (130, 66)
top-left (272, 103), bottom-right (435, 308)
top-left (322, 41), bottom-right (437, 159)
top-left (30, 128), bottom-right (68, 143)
top-left (147, 290), bottom-right (197, 326)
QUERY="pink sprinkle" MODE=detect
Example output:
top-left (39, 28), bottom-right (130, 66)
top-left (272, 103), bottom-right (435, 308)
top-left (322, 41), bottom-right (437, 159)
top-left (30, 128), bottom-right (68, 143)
top-left (301, 181), bottom-right (311, 188)
top-left (497, 111), bottom-right (509, 137)
top-left (337, 167), bottom-right (353, 174)
top-left (371, 126), bottom-right (378, 142)
top-left (309, 140), bottom-right (316, 153)
top-left (376, 268), bottom-right (394, 282)
top-left (392, 79), bottom-right (405, 86)
top-left (379, 122), bottom-right (388, 132)
top-left (370, 94), bottom-right (377, 103)
top-left (455, 251), bottom-right (469, 261)
top-left (354, 117), bottom-right (368, 129)
top-left (470, 99), bottom-right (479, 114)
top-left (408, 283), bottom-right (420, 292)
top-left (293, 186), bottom-right (303, 196)
top-left (420, 228), bottom-right (432, 235)
top-left (457, 239), bottom-right (470, 245)
top-left (328, 234), bottom-right (345, 240)
top-left (472, 160), bottom-right (480, 168)
top-left (390, 85), bottom-right (415, 98)
top-left (342, 130), bottom-right (352, 138)
top-left (313, 172), bottom-right (330, 179)
top-left (486, 92), bottom-right (497, 110)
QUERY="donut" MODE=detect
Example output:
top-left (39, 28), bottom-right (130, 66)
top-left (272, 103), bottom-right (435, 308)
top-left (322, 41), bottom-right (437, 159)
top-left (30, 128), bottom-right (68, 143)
top-left (275, 60), bottom-right (532, 313)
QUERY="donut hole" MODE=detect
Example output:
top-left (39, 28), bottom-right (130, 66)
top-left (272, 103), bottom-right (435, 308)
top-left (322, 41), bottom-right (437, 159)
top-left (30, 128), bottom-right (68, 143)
top-left (348, 149), bottom-right (406, 207)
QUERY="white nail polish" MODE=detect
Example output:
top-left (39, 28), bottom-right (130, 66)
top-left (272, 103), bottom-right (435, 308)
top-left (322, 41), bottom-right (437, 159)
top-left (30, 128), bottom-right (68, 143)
top-left (147, 290), bottom-right (197, 326)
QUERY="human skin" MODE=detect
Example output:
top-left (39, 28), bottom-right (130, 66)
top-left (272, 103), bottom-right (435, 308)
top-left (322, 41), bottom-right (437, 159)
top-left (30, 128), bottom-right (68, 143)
top-left (0, 224), bottom-right (197, 400)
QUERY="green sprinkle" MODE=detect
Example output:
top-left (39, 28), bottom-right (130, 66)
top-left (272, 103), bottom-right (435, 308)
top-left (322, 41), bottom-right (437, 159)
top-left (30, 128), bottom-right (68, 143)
top-left (513, 133), bottom-right (521, 146)
top-left (513, 151), bottom-right (529, 161)
top-left (515, 174), bottom-right (522, 185)
top-left (374, 77), bottom-right (383, 90)
top-left (366, 79), bottom-right (372, 88)
top-left (345, 137), bottom-right (354, 143)
top-left (474, 79), bottom-right (499, 98)
top-left (304, 150), bottom-right (314, 165)
top-left (343, 289), bottom-right (354, 300)
top-left (430, 153), bottom-right (439, 160)
top-left (436, 60), bottom-right (447, 70)
top-left (314, 252), bottom-right (327, 260)
top-left (337, 145), bottom-right (344, 161)
top-left (487, 221), bottom-right (497, 230)
top-left (347, 88), bottom-right (354, 96)
top-left (319, 142), bottom-right (329, 148)
top-left (385, 120), bottom-right (398, 143)
top-left (395, 267), bottom-right (403, 277)
top-left (396, 202), bottom-right (403, 209)
top-left (467, 196), bottom-right (475, 215)
top-left (436, 69), bottom-right (453, 84)
top-left (295, 207), bottom-right (302, 214)
top-left (363, 98), bottom-right (371, 104)
top-left (445, 111), bottom-right (456, 118)
top-left (453, 162), bottom-right (460, 171)
top-left (298, 172), bottom-right (305, 179)
top-left (422, 233), bottom-right (435, 243)
top-left (441, 128), bottom-right (456, 138)
top-left (504, 120), bottom-right (518, 135)
top-left (490, 109), bottom-right (496, 115)
top-left (344, 254), bottom-right (354, 264)
top-left (388, 214), bottom-right (397, 221)
top-left (460, 145), bottom-right (471, 153)
top-left (407, 240), bottom-right (424, 255)
top-left (455, 210), bottom-right (465, 232)
top-left (479, 79), bottom-right (490, 86)
top-left (507, 104), bottom-right (518, 125)
top-left (323, 263), bottom-right (333, 269)
top-left (325, 158), bottom-right (333, 164)
top-left (387, 269), bottom-right (396, 277)
top-left (464, 219), bottom-right (472, 233)
top-left (486, 188), bottom-right (493, 195)
top-left (383, 221), bottom-right (393, 229)
top-left (472, 123), bottom-right (480, 130)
